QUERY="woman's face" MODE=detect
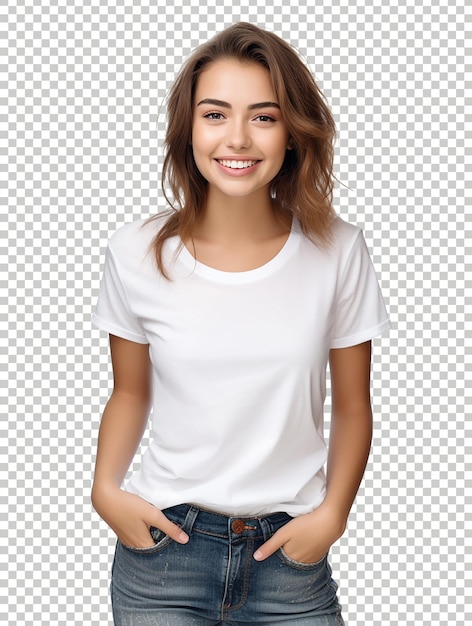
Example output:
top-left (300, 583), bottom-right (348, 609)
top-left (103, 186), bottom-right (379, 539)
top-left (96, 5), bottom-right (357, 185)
top-left (191, 58), bottom-right (290, 202)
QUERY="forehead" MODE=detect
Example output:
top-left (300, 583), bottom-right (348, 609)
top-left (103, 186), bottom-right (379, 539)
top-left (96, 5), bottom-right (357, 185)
top-left (194, 59), bottom-right (276, 102)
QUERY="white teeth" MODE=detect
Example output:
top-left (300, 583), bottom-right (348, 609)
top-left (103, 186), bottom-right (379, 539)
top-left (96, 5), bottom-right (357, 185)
top-left (218, 159), bottom-right (257, 169)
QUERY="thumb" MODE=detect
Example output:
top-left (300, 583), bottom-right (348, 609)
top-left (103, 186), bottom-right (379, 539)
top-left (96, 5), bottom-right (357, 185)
top-left (253, 532), bottom-right (285, 562)
top-left (150, 508), bottom-right (189, 544)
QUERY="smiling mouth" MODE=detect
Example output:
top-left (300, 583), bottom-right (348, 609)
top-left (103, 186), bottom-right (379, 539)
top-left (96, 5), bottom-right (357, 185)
top-left (216, 159), bottom-right (259, 169)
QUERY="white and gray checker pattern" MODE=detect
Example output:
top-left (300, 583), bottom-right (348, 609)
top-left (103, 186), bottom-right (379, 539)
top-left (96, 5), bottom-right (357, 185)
top-left (4, 0), bottom-right (469, 624)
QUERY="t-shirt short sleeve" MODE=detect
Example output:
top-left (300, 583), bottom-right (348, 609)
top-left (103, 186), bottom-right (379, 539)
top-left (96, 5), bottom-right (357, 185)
top-left (91, 245), bottom-right (148, 344)
top-left (330, 230), bottom-right (390, 349)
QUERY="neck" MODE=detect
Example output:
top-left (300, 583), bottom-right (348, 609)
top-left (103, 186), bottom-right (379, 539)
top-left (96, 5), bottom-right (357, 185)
top-left (195, 187), bottom-right (289, 243)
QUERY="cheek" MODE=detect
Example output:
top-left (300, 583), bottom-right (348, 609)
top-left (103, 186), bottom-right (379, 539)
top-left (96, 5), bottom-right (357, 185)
top-left (191, 149), bottom-right (205, 176)
top-left (191, 143), bottom-right (210, 180)
top-left (190, 131), bottom-right (206, 164)
top-left (262, 128), bottom-right (289, 153)
top-left (192, 122), bottom-right (218, 149)
top-left (273, 135), bottom-right (291, 164)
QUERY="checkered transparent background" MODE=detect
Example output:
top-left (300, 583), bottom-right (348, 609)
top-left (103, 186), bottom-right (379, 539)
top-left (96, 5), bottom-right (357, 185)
top-left (3, 0), bottom-right (470, 624)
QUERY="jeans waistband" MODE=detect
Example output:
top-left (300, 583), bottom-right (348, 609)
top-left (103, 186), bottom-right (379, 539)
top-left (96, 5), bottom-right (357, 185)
top-left (163, 503), bottom-right (292, 540)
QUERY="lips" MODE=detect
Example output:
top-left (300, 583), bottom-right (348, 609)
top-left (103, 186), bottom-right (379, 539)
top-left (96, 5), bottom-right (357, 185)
top-left (216, 159), bottom-right (259, 169)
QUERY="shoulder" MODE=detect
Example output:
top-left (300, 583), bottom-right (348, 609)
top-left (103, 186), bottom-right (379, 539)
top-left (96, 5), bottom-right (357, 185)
top-left (107, 212), bottom-right (172, 260)
top-left (328, 216), bottom-right (363, 251)
top-left (297, 215), bottom-right (363, 264)
top-left (324, 217), bottom-right (375, 280)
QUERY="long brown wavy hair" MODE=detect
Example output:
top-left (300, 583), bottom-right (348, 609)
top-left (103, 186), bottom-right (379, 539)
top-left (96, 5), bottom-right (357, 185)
top-left (147, 22), bottom-right (337, 277)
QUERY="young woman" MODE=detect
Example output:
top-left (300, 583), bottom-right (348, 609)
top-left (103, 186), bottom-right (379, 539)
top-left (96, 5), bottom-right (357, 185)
top-left (92, 22), bottom-right (390, 625)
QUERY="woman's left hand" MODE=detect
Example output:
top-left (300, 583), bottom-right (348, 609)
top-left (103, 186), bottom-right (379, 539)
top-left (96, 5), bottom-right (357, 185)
top-left (253, 503), bottom-right (346, 563)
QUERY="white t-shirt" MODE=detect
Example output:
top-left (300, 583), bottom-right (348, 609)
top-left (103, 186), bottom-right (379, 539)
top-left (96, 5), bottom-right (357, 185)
top-left (92, 215), bottom-right (390, 516)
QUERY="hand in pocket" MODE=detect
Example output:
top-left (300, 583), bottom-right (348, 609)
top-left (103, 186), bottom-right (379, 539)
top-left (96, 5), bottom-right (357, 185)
top-left (92, 487), bottom-right (189, 550)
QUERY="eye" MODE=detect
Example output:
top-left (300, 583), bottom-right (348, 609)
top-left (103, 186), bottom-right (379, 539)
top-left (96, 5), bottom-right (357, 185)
top-left (203, 111), bottom-right (225, 120)
top-left (254, 114), bottom-right (276, 123)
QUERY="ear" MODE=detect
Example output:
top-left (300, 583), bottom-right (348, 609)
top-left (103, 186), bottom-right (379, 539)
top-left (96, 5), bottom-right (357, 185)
top-left (286, 138), bottom-right (294, 150)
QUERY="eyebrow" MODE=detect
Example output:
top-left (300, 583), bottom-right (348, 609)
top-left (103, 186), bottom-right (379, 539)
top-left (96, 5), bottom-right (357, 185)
top-left (196, 98), bottom-right (280, 110)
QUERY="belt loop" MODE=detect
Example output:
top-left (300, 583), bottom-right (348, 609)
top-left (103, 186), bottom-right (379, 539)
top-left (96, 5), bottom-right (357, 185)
top-left (258, 516), bottom-right (273, 542)
top-left (181, 504), bottom-right (199, 535)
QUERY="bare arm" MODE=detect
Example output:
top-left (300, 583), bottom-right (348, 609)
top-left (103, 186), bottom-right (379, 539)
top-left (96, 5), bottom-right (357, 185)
top-left (324, 340), bottom-right (373, 526)
top-left (92, 334), bottom-right (152, 492)
top-left (91, 335), bottom-right (189, 548)
top-left (254, 341), bottom-right (373, 562)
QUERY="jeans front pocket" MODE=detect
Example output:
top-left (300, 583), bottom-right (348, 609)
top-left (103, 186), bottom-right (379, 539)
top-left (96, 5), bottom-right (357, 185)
top-left (119, 526), bottom-right (173, 555)
top-left (276, 547), bottom-right (328, 571)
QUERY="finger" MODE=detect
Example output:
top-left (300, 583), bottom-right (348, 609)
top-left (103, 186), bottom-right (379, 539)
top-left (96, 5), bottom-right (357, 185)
top-left (119, 526), bottom-right (156, 549)
top-left (253, 534), bottom-right (285, 561)
top-left (150, 509), bottom-right (189, 544)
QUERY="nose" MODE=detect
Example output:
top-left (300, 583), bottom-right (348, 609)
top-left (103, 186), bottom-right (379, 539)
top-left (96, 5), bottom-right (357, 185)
top-left (225, 117), bottom-right (251, 150)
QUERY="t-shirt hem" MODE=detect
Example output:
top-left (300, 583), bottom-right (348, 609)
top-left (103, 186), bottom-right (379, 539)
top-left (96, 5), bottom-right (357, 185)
top-left (91, 313), bottom-right (148, 344)
top-left (330, 318), bottom-right (391, 349)
top-left (124, 483), bottom-right (328, 518)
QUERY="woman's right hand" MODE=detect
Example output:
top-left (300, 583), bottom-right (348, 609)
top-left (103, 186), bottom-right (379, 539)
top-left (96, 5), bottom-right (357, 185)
top-left (91, 485), bottom-right (189, 549)
top-left (90, 339), bottom-right (187, 549)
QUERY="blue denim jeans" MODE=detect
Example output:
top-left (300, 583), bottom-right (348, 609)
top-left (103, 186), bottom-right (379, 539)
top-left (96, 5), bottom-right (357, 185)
top-left (111, 504), bottom-right (345, 625)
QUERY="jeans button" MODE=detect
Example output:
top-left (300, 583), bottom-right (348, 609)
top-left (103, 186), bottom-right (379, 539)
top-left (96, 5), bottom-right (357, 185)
top-left (231, 519), bottom-right (246, 534)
